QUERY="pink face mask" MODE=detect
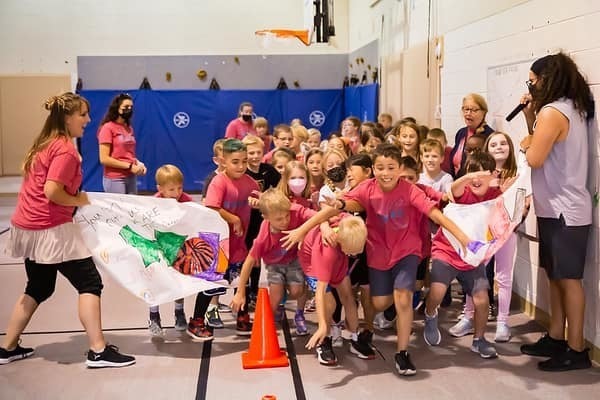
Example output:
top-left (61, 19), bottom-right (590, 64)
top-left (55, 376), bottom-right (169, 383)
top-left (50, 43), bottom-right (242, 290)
top-left (288, 178), bottom-right (307, 196)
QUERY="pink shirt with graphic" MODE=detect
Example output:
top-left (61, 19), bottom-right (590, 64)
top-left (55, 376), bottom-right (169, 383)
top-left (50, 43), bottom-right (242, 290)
top-left (432, 186), bottom-right (502, 271)
top-left (249, 203), bottom-right (316, 265)
top-left (204, 173), bottom-right (259, 263)
top-left (12, 137), bottom-right (82, 230)
top-left (344, 178), bottom-right (437, 270)
top-left (154, 192), bottom-right (193, 203)
top-left (97, 121), bottom-right (136, 179)
top-left (298, 226), bottom-right (347, 286)
top-left (225, 118), bottom-right (255, 140)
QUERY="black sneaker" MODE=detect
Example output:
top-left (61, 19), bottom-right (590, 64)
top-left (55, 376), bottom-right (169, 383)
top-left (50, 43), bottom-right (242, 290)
top-left (358, 330), bottom-right (374, 348)
top-left (86, 344), bottom-right (136, 368)
top-left (395, 351), bottom-right (416, 376)
top-left (538, 347), bottom-right (592, 372)
top-left (0, 344), bottom-right (34, 365)
top-left (316, 336), bottom-right (337, 366)
top-left (521, 334), bottom-right (568, 358)
top-left (349, 336), bottom-right (376, 360)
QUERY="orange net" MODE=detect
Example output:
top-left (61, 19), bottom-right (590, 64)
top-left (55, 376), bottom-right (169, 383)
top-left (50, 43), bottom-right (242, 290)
top-left (255, 29), bottom-right (311, 46)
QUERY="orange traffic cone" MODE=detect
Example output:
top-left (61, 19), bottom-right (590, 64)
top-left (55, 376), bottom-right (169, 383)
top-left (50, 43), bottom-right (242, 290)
top-left (242, 287), bottom-right (289, 369)
top-left (261, 396), bottom-right (277, 400)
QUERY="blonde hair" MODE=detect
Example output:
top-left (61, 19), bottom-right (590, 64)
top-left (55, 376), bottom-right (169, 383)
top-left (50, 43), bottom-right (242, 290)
top-left (307, 128), bottom-right (321, 140)
top-left (291, 125), bottom-right (309, 143)
top-left (23, 92), bottom-right (89, 175)
top-left (155, 164), bottom-right (184, 186)
top-left (322, 148), bottom-right (348, 173)
top-left (242, 135), bottom-right (265, 149)
top-left (277, 161), bottom-right (311, 199)
top-left (271, 149), bottom-right (294, 165)
top-left (336, 216), bottom-right (367, 252)
top-left (253, 117), bottom-right (268, 129)
top-left (462, 93), bottom-right (489, 134)
top-left (212, 138), bottom-right (225, 157)
top-left (258, 188), bottom-right (292, 215)
top-left (420, 138), bottom-right (444, 156)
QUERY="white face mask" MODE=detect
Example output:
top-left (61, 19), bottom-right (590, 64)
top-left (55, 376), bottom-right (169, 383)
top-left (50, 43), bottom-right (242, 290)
top-left (288, 177), bottom-right (307, 196)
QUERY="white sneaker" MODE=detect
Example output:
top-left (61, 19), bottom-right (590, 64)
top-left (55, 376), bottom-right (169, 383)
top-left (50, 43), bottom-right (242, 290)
top-left (448, 318), bottom-right (474, 337)
top-left (331, 323), bottom-right (344, 348)
top-left (494, 322), bottom-right (511, 343)
top-left (374, 312), bottom-right (394, 330)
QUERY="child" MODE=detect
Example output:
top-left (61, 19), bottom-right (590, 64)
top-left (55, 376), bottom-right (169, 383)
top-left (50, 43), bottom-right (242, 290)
top-left (419, 139), bottom-right (454, 194)
top-left (299, 216), bottom-right (376, 365)
top-left (201, 139), bottom-right (225, 199)
top-left (360, 124), bottom-right (385, 154)
top-left (242, 135), bottom-right (281, 309)
top-left (340, 117), bottom-right (361, 154)
top-left (398, 121), bottom-right (421, 163)
top-left (305, 148), bottom-right (325, 195)
top-left (281, 143), bottom-right (473, 376)
top-left (230, 189), bottom-right (316, 336)
top-left (271, 148), bottom-right (295, 175)
top-left (423, 151), bottom-right (502, 359)
top-left (291, 124), bottom-right (309, 161)
top-left (262, 124), bottom-right (294, 163)
top-left (188, 139), bottom-right (259, 340)
top-left (277, 161), bottom-right (312, 209)
top-left (318, 148), bottom-right (348, 209)
top-left (1, 92), bottom-right (135, 367)
top-left (148, 164), bottom-right (194, 336)
top-left (378, 113), bottom-right (394, 134)
top-left (427, 128), bottom-right (453, 174)
top-left (253, 117), bottom-right (272, 151)
top-left (327, 136), bottom-right (350, 156)
top-left (307, 128), bottom-right (322, 149)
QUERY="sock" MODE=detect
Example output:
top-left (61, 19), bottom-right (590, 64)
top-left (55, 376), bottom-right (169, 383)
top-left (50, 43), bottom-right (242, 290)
top-left (351, 332), bottom-right (358, 341)
top-left (207, 303), bottom-right (217, 312)
top-left (175, 302), bottom-right (184, 311)
top-left (93, 347), bottom-right (106, 354)
top-left (295, 309), bottom-right (304, 318)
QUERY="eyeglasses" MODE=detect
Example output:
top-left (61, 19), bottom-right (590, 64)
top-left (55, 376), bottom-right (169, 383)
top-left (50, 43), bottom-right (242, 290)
top-left (461, 107), bottom-right (481, 114)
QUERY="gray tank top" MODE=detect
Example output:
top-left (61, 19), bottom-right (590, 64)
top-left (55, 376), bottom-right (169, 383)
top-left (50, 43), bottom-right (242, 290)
top-left (531, 98), bottom-right (591, 226)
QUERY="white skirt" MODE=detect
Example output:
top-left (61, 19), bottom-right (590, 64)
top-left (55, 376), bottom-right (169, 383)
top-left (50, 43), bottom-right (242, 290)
top-left (5, 222), bottom-right (92, 264)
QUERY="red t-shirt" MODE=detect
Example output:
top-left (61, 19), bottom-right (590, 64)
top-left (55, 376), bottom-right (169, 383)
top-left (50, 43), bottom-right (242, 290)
top-left (97, 121), bottom-right (136, 179)
top-left (344, 178), bottom-right (437, 270)
top-left (298, 226), bottom-right (347, 286)
top-left (203, 173), bottom-right (259, 263)
top-left (249, 203), bottom-right (316, 265)
top-left (154, 191), bottom-right (193, 203)
top-left (12, 137), bottom-right (82, 230)
top-left (415, 183), bottom-right (444, 258)
top-left (224, 118), bottom-right (255, 140)
top-left (431, 186), bottom-right (502, 271)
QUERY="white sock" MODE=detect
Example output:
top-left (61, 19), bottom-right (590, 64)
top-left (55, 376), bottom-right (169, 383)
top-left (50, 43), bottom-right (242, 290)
top-left (174, 302), bottom-right (184, 311)
top-left (351, 332), bottom-right (358, 341)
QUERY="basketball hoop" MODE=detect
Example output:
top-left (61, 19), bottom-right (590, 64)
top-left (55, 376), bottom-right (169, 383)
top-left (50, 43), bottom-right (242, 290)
top-left (255, 29), bottom-right (312, 47)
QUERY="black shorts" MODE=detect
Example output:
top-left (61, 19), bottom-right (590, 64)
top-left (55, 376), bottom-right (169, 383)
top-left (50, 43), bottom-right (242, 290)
top-left (537, 216), bottom-right (590, 280)
top-left (416, 257), bottom-right (429, 281)
top-left (430, 259), bottom-right (489, 296)
top-left (349, 252), bottom-right (369, 287)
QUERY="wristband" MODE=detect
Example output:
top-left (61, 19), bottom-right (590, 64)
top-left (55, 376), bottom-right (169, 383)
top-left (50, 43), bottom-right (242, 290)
top-left (337, 198), bottom-right (346, 211)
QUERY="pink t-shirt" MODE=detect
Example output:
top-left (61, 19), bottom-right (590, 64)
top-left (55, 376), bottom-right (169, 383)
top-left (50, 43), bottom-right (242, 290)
top-left (262, 148), bottom-right (276, 164)
top-left (290, 195), bottom-right (312, 209)
top-left (154, 191), bottom-right (193, 203)
top-left (97, 121), bottom-right (136, 179)
top-left (344, 178), bottom-right (437, 270)
top-left (249, 203), bottom-right (316, 265)
top-left (298, 226), bottom-right (347, 286)
top-left (12, 137), bottom-right (82, 230)
top-left (204, 173), bottom-right (259, 263)
top-left (225, 118), bottom-right (255, 140)
top-left (432, 186), bottom-right (502, 271)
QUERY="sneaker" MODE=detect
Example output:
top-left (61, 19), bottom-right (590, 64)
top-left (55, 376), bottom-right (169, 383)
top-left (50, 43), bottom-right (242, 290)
top-left (394, 351), bottom-right (416, 376)
top-left (374, 312), bottom-right (394, 330)
top-left (423, 310), bottom-right (441, 346)
top-left (494, 322), bottom-right (511, 343)
top-left (294, 312), bottom-right (309, 336)
top-left (538, 347), bottom-right (592, 372)
top-left (174, 311), bottom-right (187, 331)
top-left (412, 290), bottom-right (424, 310)
top-left (205, 306), bottom-right (224, 329)
top-left (148, 318), bottom-right (165, 337)
top-left (304, 297), bottom-right (316, 313)
top-left (202, 287), bottom-right (227, 297)
top-left (217, 302), bottom-right (232, 313)
top-left (448, 318), bottom-right (474, 338)
top-left (246, 293), bottom-right (257, 311)
top-left (186, 317), bottom-right (214, 341)
top-left (316, 337), bottom-right (337, 366)
top-left (488, 304), bottom-right (497, 321)
top-left (0, 344), bottom-right (34, 365)
top-left (358, 330), bottom-right (374, 348)
top-left (520, 333), bottom-right (568, 358)
top-left (86, 344), bottom-right (136, 368)
top-left (331, 323), bottom-right (344, 347)
top-left (471, 337), bottom-right (498, 359)
top-left (236, 313), bottom-right (253, 336)
top-left (349, 335), bottom-right (376, 360)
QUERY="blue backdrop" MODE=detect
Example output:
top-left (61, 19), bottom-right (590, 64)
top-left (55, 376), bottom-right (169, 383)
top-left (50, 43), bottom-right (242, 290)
top-left (79, 85), bottom-right (376, 192)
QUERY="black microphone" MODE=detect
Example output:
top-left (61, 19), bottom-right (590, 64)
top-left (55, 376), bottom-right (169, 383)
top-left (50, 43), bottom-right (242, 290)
top-left (505, 102), bottom-right (529, 121)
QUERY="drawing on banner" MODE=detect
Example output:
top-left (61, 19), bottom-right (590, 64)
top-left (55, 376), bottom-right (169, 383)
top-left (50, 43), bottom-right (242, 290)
top-left (75, 193), bottom-right (229, 306)
top-left (173, 111), bottom-right (190, 128)
top-left (309, 110), bottom-right (325, 127)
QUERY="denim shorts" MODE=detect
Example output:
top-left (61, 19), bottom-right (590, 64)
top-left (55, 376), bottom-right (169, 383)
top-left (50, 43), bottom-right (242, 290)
top-left (266, 259), bottom-right (305, 286)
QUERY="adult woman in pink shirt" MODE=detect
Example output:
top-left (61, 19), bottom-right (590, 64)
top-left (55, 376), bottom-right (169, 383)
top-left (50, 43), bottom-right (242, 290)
top-left (98, 93), bottom-right (146, 194)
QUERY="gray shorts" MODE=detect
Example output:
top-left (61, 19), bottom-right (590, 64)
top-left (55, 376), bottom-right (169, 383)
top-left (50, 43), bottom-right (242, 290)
top-left (266, 259), bottom-right (305, 286)
top-left (369, 255), bottom-right (419, 296)
top-left (430, 259), bottom-right (489, 296)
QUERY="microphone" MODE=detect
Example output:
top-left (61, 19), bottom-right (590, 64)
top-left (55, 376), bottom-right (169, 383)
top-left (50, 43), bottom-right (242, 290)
top-left (505, 102), bottom-right (529, 122)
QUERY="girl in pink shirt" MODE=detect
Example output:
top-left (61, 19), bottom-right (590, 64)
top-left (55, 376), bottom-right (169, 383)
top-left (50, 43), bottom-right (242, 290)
top-left (276, 161), bottom-right (313, 209)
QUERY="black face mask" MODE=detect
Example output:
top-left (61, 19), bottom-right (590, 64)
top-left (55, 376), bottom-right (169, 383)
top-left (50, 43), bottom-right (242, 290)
top-left (242, 114), bottom-right (252, 122)
top-left (120, 108), bottom-right (133, 121)
top-left (326, 166), bottom-right (347, 183)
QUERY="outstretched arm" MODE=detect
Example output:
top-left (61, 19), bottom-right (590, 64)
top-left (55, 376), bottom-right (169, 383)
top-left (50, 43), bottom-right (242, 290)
top-left (230, 254), bottom-right (257, 312)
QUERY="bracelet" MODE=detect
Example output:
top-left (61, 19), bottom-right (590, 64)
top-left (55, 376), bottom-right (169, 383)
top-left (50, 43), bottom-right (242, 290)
top-left (337, 198), bottom-right (346, 211)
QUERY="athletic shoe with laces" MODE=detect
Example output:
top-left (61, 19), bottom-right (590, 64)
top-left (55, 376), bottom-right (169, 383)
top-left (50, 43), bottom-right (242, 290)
top-left (174, 311), bottom-right (187, 331)
top-left (395, 351), bottom-right (416, 376)
top-left (330, 323), bottom-right (344, 347)
top-left (494, 322), bottom-right (511, 343)
top-left (304, 297), bottom-right (316, 312)
top-left (0, 343), bottom-right (34, 365)
top-left (423, 310), bottom-right (441, 346)
top-left (217, 302), bottom-right (232, 313)
top-left (520, 333), bottom-right (567, 358)
top-left (471, 337), bottom-right (498, 358)
top-left (373, 312), bottom-right (394, 330)
top-left (488, 303), bottom-right (498, 321)
top-left (205, 306), bottom-right (224, 329)
top-left (412, 290), bottom-right (424, 311)
top-left (448, 318), bottom-right (474, 338)
top-left (349, 335), bottom-right (376, 359)
top-left (316, 336), bottom-right (337, 366)
top-left (148, 318), bottom-right (165, 337)
top-left (358, 330), bottom-right (374, 348)
top-left (186, 317), bottom-right (214, 341)
top-left (294, 312), bottom-right (309, 336)
top-left (86, 344), bottom-right (136, 368)
top-left (537, 347), bottom-right (592, 372)
top-left (236, 313), bottom-right (253, 335)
